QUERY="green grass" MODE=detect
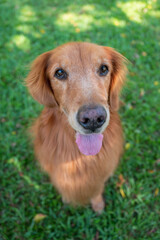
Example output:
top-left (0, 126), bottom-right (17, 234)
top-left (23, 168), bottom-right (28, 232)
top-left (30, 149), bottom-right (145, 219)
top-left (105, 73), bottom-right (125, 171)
top-left (0, 0), bottom-right (160, 239)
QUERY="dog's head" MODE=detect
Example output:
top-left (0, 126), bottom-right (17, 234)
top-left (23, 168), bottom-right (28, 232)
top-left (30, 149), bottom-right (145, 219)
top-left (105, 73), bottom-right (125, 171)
top-left (26, 42), bottom-right (127, 155)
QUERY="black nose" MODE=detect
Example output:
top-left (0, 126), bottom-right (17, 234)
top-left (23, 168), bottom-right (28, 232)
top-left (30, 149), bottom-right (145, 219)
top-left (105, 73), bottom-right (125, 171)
top-left (77, 104), bottom-right (107, 132)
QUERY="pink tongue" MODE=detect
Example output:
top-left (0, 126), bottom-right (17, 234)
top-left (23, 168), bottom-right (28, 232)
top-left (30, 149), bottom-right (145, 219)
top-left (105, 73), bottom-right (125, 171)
top-left (76, 133), bottom-right (103, 156)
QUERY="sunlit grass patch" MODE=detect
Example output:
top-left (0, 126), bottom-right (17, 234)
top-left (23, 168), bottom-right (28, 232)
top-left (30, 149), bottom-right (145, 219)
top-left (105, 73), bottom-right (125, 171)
top-left (117, 1), bottom-right (147, 23)
top-left (10, 34), bottom-right (31, 50)
top-left (56, 12), bottom-right (95, 30)
top-left (18, 5), bottom-right (37, 22)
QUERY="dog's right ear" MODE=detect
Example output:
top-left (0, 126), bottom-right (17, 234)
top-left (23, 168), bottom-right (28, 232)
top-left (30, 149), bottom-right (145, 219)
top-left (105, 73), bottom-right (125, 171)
top-left (26, 51), bottom-right (57, 107)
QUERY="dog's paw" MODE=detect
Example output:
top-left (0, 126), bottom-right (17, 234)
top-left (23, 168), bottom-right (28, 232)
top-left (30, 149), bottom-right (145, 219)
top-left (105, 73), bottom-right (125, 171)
top-left (91, 195), bottom-right (105, 214)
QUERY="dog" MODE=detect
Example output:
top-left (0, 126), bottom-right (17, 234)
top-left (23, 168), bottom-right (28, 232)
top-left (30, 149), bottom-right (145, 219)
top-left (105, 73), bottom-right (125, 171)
top-left (26, 42), bottom-right (127, 213)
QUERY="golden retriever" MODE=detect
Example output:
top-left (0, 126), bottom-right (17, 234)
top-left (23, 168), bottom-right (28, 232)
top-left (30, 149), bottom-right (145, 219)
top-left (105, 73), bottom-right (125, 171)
top-left (26, 42), bottom-right (127, 213)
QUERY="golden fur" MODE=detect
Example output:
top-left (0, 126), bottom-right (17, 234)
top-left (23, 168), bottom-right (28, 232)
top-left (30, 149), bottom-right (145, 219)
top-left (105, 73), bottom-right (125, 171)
top-left (26, 42), bottom-right (127, 213)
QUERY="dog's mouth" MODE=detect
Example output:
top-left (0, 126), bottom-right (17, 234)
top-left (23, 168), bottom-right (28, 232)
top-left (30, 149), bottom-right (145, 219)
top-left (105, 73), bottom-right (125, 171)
top-left (75, 132), bottom-right (103, 156)
top-left (67, 105), bottom-right (109, 156)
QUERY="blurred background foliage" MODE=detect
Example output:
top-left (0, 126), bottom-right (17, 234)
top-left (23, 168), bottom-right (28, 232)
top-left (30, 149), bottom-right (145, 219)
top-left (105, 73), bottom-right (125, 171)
top-left (0, 0), bottom-right (160, 239)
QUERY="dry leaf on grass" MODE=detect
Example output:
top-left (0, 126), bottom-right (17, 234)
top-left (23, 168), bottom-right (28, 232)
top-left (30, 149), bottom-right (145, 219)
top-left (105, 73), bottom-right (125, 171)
top-left (34, 213), bottom-right (47, 222)
top-left (155, 188), bottom-right (159, 196)
top-left (125, 143), bottom-right (131, 150)
top-left (75, 28), bottom-right (80, 33)
top-left (154, 81), bottom-right (159, 86)
top-left (120, 188), bottom-right (126, 198)
top-left (116, 174), bottom-right (126, 188)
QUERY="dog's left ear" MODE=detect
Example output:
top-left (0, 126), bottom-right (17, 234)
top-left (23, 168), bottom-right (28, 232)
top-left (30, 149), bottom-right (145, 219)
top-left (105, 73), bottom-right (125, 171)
top-left (104, 47), bottom-right (127, 111)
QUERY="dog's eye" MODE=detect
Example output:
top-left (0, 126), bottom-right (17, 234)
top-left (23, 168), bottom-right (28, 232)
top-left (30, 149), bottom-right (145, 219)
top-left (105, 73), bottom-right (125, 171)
top-left (98, 65), bottom-right (109, 76)
top-left (54, 69), bottom-right (67, 80)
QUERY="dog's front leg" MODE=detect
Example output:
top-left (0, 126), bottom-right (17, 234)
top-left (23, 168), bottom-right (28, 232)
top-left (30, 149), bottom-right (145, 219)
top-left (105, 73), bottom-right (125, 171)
top-left (91, 194), bottom-right (105, 214)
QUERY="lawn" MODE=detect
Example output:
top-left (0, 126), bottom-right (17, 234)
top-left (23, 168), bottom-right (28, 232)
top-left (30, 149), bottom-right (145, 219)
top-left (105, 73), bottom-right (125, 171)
top-left (0, 0), bottom-right (160, 239)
